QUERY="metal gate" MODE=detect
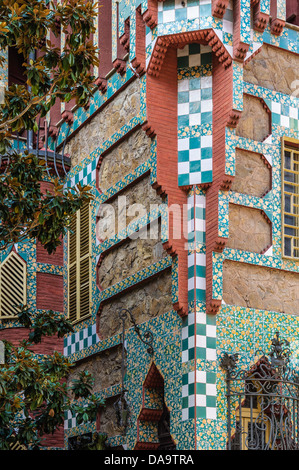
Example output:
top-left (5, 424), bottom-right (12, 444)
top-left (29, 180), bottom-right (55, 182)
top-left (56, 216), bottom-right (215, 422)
top-left (220, 332), bottom-right (299, 450)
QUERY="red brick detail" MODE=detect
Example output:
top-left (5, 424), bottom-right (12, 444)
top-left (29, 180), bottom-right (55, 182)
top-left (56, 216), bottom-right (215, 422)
top-left (144, 363), bottom-right (164, 388)
top-left (205, 54), bottom-right (234, 315)
top-left (61, 110), bottom-right (74, 125)
top-left (130, 7), bottom-right (146, 77)
top-left (36, 272), bottom-right (64, 313)
top-left (95, 77), bottom-right (108, 93)
top-left (233, 0), bottom-right (250, 61)
top-left (212, 0), bottom-right (230, 18)
top-left (146, 47), bottom-right (188, 318)
top-left (134, 442), bottom-right (160, 450)
top-left (270, 0), bottom-right (285, 35)
top-left (252, 1), bottom-right (270, 32)
top-left (36, 240), bottom-right (64, 266)
top-left (0, 327), bottom-right (64, 448)
top-left (0, 327), bottom-right (63, 355)
top-left (112, 58), bottom-right (127, 76)
top-left (119, 18), bottom-right (130, 52)
top-left (147, 29), bottom-right (232, 77)
top-left (138, 408), bottom-right (163, 421)
top-left (142, 0), bottom-right (158, 29)
top-left (227, 109), bottom-right (242, 128)
top-left (98, 0), bottom-right (113, 78)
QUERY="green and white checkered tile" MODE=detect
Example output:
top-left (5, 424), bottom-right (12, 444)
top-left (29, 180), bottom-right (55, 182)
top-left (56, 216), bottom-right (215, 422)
top-left (182, 368), bottom-right (217, 420)
top-left (177, 45), bottom-right (213, 186)
top-left (64, 323), bottom-right (99, 356)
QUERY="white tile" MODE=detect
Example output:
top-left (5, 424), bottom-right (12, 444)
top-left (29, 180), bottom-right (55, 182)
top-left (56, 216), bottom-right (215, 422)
top-left (206, 348), bottom-right (217, 361)
top-left (189, 172), bottom-right (202, 184)
top-left (178, 137), bottom-right (190, 150)
top-left (196, 252), bottom-right (206, 266)
top-left (189, 113), bottom-right (201, 126)
top-left (201, 134), bottom-right (212, 147)
top-left (206, 324), bottom-right (216, 338)
top-left (189, 148), bottom-right (201, 161)
top-left (189, 89), bottom-right (201, 102)
top-left (178, 102), bottom-right (189, 115)
top-left (187, 5), bottom-right (199, 19)
top-left (281, 115), bottom-right (290, 128)
top-left (201, 159), bottom-right (212, 171)
top-left (201, 75), bottom-right (212, 89)
top-left (163, 9), bottom-right (175, 23)
top-left (196, 394), bottom-right (207, 406)
top-left (196, 335), bottom-right (207, 348)
top-left (196, 276), bottom-right (206, 289)
top-left (223, 19), bottom-right (233, 34)
top-left (201, 99), bottom-right (213, 112)
top-left (196, 370), bottom-right (206, 382)
top-left (178, 78), bottom-right (189, 92)
top-left (272, 101), bottom-right (281, 114)
top-left (178, 161), bottom-right (190, 173)
top-left (206, 407), bottom-right (217, 419)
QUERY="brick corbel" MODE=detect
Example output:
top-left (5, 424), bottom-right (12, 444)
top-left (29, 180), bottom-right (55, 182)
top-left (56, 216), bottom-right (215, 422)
top-left (129, 7), bottom-right (146, 77)
top-left (142, 0), bottom-right (158, 29)
top-left (61, 110), bottom-right (74, 125)
top-left (212, 0), bottom-right (230, 18)
top-left (112, 58), bottom-right (127, 76)
top-left (270, 0), bottom-right (285, 35)
top-left (95, 77), bottom-right (108, 93)
top-left (233, 0), bottom-right (250, 61)
top-left (119, 19), bottom-right (130, 52)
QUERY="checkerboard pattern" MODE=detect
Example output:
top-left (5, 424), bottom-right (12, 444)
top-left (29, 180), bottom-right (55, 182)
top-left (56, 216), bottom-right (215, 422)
top-left (177, 44), bottom-right (213, 186)
top-left (182, 368), bottom-right (217, 421)
top-left (182, 189), bottom-right (217, 421)
top-left (64, 322), bottom-right (99, 356)
top-left (157, 0), bottom-right (212, 26)
top-left (65, 159), bottom-right (97, 189)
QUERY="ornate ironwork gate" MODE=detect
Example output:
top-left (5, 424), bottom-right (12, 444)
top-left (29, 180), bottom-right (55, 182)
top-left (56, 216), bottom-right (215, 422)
top-left (220, 333), bottom-right (299, 450)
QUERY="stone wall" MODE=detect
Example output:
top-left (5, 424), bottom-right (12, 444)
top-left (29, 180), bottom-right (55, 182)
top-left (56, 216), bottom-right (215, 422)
top-left (223, 261), bottom-right (299, 315)
top-left (236, 94), bottom-right (271, 142)
top-left (98, 224), bottom-right (167, 290)
top-left (98, 268), bottom-right (173, 340)
top-left (98, 128), bottom-right (152, 192)
top-left (65, 79), bottom-right (141, 167)
top-left (226, 204), bottom-right (272, 253)
top-left (230, 149), bottom-right (271, 197)
top-left (67, 345), bottom-right (122, 395)
top-left (97, 174), bottom-right (164, 241)
top-left (244, 44), bottom-right (299, 96)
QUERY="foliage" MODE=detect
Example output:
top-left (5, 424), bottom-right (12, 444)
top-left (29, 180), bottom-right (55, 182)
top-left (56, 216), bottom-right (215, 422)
top-left (0, 151), bottom-right (93, 253)
top-left (0, 0), bottom-right (99, 139)
top-left (0, 305), bottom-right (104, 450)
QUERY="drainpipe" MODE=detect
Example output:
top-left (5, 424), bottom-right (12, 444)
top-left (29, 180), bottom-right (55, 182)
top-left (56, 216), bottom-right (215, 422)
top-left (27, 50), bottom-right (35, 152)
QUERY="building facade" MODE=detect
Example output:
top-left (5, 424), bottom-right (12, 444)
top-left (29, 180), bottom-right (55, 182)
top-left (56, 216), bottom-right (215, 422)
top-left (1, 0), bottom-right (299, 451)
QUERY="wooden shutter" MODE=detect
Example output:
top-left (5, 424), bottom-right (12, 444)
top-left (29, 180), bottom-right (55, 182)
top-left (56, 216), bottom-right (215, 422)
top-left (0, 252), bottom-right (27, 319)
top-left (68, 202), bottom-right (91, 323)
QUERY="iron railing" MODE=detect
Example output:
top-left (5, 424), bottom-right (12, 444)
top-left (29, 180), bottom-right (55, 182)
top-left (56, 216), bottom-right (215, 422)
top-left (221, 332), bottom-right (299, 450)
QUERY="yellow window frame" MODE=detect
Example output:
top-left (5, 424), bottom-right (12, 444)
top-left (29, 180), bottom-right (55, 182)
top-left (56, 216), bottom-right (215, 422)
top-left (0, 251), bottom-right (27, 320)
top-left (281, 136), bottom-right (299, 260)
top-left (67, 201), bottom-right (92, 324)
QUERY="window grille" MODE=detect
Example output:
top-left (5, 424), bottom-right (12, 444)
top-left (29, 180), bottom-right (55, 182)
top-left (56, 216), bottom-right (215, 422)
top-left (67, 201), bottom-right (91, 324)
top-left (0, 252), bottom-right (27, 320)
top-left (282, 137), bottom-right (299, 259)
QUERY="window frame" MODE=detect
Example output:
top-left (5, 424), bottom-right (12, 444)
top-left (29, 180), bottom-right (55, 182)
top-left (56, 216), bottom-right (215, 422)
top-left (0, 251), bottom-right (27, 320)
top-left (67, 201), bottom-right (92, 324)
top-left (281, 136), bottom-right (299, 260)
